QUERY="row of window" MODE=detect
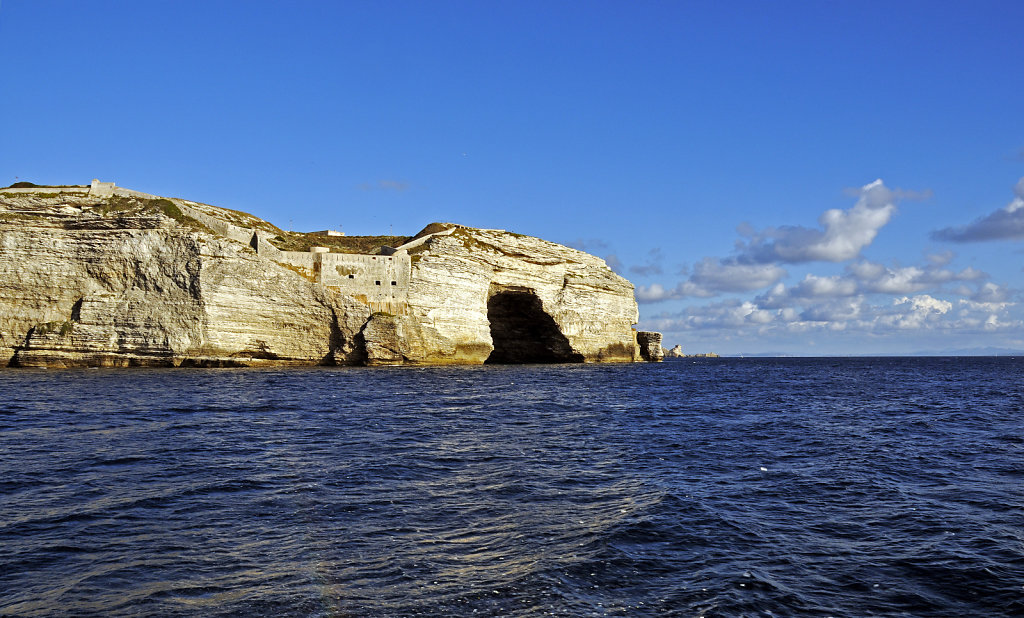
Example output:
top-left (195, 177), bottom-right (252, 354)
top-left (344, 274), bottom-right (397, 285)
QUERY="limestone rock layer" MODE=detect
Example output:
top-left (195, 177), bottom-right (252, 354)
top-left (0, 190), bottom-right (647, 367)
top-left (386, 227), bottom-right (640, 364)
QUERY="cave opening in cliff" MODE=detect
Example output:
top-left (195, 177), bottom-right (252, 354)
top-left (485, 290), bottom-right (584, 364)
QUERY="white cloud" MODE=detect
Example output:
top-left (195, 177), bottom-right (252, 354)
top-left (736, 179), bottom-right (910, 263)
top-left (792, 274), bottom-right (859, 298)
top-left (690, 258), bottom-right (787, 292)
top-left (751, 259), bottom-right (989, 310)
top-left (635, 281), bottom-right (714, 302)
top-left (932, 177), bottom-right (1024, 242)
top-left (971, 282), bottom-right (1010, 303)
top-left (632, 178), bottom-right (1021, 352)
top-left (754, 275), bottom-right (857, 309)
top-left (799, 298), bottom-right (864, 322)
top-left (644, 299), bottom-right (783, 330)
top-left (635, 258), bottom-right (786, 302)
top-left (926, 250), bottom-right (955, 266)
top-left (896, 294), bottom-right (952, 313)
top-left (633, 179), bottom-right (931, 304)
top-left (872, 295), bottom-right (950, 330)
top-left (643, 289), bottom-right (1020, 344)
top-left (854, 261), bottom-right (985, 294)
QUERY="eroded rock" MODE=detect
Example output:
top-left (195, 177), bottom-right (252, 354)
top-left (0, 194), bottom-right (369, 367)
top-left (399, 226), bottom-right (640, 364)
top-left (636, 331), bottom-right (664, 362)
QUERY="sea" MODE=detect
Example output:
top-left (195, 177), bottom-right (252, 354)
top-left (1, 357), bottom-right (1022, 617)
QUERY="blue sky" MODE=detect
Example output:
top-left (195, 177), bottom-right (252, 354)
top-left (2, 1), bottom-right (1022, 355)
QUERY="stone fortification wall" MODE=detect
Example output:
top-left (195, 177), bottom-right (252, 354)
top-left (321, 253), bottom-right (410, 314)
top-left (90, 180), bottom-right (116, 197)
top-left (276, 250), bottom-right (318, 273)
top-left (154, 191), bottom-right (411, 315)
top-left (389, 225), bottom-right (459, 254)
top-left (0, 183), bottom-right (155, 200)
top-left (274, 249), bottom-right (411, 314)
top-left (112, 187), bottom-right (158, 199)
top-left (250, 233), bottom-right (282, 257)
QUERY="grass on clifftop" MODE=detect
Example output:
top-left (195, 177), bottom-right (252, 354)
top-left (4, 182), bottom-right (88, 189)
top-left (97, 196), bottom-right (215, 233)
top-left (272, 231), bottom-right (412, 254)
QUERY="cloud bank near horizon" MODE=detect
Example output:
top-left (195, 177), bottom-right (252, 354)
top-left (630, 178), bottom-right (1021, 350)
top-left (636, 179), bottom-right (918, 302)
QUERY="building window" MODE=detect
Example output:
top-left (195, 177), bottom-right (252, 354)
top-left (391, 281), bottom-right (397, 285)
top-left (348, 274), bottom-right (354, 279)
top-left (375, 281), bottom-right (381, 285)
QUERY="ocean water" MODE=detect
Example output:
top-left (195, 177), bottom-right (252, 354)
top-left (1, 358), bottom-right (1022, 617)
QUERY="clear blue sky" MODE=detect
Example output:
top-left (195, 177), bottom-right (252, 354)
top-left (3, 1), bottom-right (1022, 355)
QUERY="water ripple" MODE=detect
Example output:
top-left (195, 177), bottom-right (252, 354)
top-left (1, 359), bottom-right (1023, 616)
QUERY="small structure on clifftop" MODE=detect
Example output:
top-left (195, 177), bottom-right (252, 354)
top-left (89, 179), bottom-right (116, 198)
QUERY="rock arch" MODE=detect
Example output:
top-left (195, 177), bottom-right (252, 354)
top-left (485, 287), bottom-right (584, 364)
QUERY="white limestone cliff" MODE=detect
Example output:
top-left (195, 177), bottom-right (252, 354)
top-left (0, 189), bottom-right (648, 367)
top-left (360, 225), bottom-right (639, 365)
top-left (0, 193), bottom-right (368, 367)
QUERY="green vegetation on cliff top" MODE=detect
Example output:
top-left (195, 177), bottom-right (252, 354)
top-left (5, 182), bottom-right (88, 189)
top-left (270, 222), bottom-right (459, 254)
top-left (272, 232), bottom-right (412, 255)
top-left (98, 196), bottom-right (215, 234)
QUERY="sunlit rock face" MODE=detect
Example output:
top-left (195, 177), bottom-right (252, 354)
top-left (0, 194), bottom-right (368, 367)
top-left (636, 331), bottom-right (664, 362)
top-left (665, 344), bottom-right (685, 358)
top-left (396, 226), bottom-right (640, 364)
top-left (360, 312), bottom-right (457, 366)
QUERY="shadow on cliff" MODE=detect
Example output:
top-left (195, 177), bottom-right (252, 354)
top-left (485, 289), bottom-right (583, 364)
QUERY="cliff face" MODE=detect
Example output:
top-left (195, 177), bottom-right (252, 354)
top-left (361, 226), bottom-right (638, 365)
top-left (0, 190), bottom-right (646, 368)
top-left (0, 194), bottom-right (368, 367)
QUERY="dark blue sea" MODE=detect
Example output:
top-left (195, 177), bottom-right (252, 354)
top-left (1, 358), bottom-right (1023, 617)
